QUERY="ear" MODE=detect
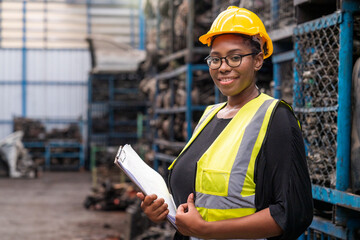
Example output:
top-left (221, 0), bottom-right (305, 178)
top-left (254, 52), bottom-right (264, 71)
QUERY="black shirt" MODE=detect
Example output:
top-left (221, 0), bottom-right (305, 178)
top-left (169, 115), bottom-right (231, 207)
top-left (169, 102), bottom-right (313, 240)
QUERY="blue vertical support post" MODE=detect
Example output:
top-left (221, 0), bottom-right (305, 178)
top-left (45, 144), bottom-right (51, 170)
top-left (78, 119), bottom-right (85, 169)
top-left (79, 144), bottom-right (84, 169)
top-left (21, 0), bottom-right (27, 117)
top-left (137, 112), bottom-right (143, 138)
top-left (86, 0), bottom-right (92, 170)
top-left (87, 74), bottom-right (93, 145)
top-left (273, 62), bottom-right (281, 99)
top-left (335, 1), bottom-right (359, 233)
top-left (271, 0), bottom-right (279, 29)
top-left (293, 41), bottom-right (302, 108)
top-left (86, 0), bottom-right (92, 35)
top-left (186, 64), bottom-right (193, 140)
top-left (273, 51), bottom-right (295, 100)
top-left (336, 0), bottom-right (356, 192)
top-left (130, 6), bottom-right (135, 48)
top-left (138, 0), bottom-right (145, 50)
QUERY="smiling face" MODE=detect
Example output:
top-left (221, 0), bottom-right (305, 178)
top-left (209, 34), bottom-right (263, 101)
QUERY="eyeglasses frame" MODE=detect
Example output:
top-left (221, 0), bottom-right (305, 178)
top-left (204, 53), bottom-right (257, 70)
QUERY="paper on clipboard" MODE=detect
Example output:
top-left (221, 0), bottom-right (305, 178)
top-left (114, 144), bottom-right (177, 229)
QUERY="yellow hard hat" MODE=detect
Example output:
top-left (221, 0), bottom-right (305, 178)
top-left (199, 6), bottom-right (273, 59)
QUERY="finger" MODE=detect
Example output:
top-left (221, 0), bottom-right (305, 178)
top-left (176, 204), bottom-right (183, 214)
top-left (136, 192), bottom-right (145, 200)
top-left (143, 194), bottom-right (157, 206)
top-left (186, 193), bottom-right (196, 210)
top-left (157, 208), bottom-right (169, 220)
top-left (187, 193), bottom-right (194, 203)
top-left (177, 203), bottom-right (188, 214)
top-left (151, 198), bottom-right (166, 211)
top-left (153, 202), bottom-right (169, 218)
top-left (151, 198), bottom-right (168, 214)
top-left (143, 198), bottom-right (166, 215)
top-left (140, 195), bottom-right (157, 211)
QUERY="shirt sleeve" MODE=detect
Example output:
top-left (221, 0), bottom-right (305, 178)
top-left (254, 103), bottom-right (314, 240)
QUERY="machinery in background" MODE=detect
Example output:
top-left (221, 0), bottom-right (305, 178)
top-left (83, 180), bottom-right (138, 211)
top-left (0, 131), bottom-right (38, 178)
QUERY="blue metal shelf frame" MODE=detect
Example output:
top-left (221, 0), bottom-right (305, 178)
top-left (293, 1), bottom-right (360, 238)
top-left (138, 0), bottom-right (146, 50)
top-left (87, 72), bottom-right (146, 149)
top-left (298, 217), bottom-right (348, 240)
top-left (21, 1), bottom-right (27, 117)
top-left (153, 63), bottom-right (219, 171)
top-left (272, 50), bottom-right (295, 99)
top-left (45, 141), bottom-right (84, 170)
top-left (22, 118), bottom-right (86, 170)
top-left (185, 64), bottom-right (211, 139)
top-left (294, 7), bottom-right (360, 210)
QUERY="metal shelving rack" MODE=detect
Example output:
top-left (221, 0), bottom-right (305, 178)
top-left (292, 1), bottom-right (360, 239)
top-left (87, 72), bottom-right (147, 150)
top-left (0, 0), bottom-right (147, 171)
top-left (149, 1), bottom-right (360, 238)
top-left (21, 119), bottom-right (85, 170)
top-left (151, 0), bottom-right (223, 175)
top-left (236, 0), bottom-right (360, 238)
top-left (0, 0), bottom-right (90, 171)
top-left (84, 0), bottom-right (147, 171)
top-left (152, 63), bottom-right (219, 169)
top-left (267, 0), bottom-right (296, 103)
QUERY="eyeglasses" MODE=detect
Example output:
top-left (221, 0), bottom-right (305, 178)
top-left (205, 53), bottom-right (256, 70)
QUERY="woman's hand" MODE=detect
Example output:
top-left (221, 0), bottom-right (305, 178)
top-left (136, 192), bottom-right (169, 224)
top-left (175, 193), bottom-right (208, 238)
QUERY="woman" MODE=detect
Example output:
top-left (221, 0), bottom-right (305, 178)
top-left (137, 7), bottom-right (313, 240)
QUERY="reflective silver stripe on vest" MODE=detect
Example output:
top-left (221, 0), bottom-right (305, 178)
top-left (196, 192), bottom-right (255, 209)
top-left (195, 99), bottom-right (276, 210)
top-left (193, 103), bottom-right (224, 133)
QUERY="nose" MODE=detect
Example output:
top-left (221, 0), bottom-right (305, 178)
top-left (218, 58), bottom-right (231, 72)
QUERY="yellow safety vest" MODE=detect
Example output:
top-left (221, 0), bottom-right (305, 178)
top-left (169, 93), bottom-right (282, 222)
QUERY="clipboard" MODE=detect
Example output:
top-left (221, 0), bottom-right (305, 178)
top-left (114, 144), bottom-right (177, 229)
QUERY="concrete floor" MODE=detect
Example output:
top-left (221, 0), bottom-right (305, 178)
top-left (0, 172), bottom-right (128, 240)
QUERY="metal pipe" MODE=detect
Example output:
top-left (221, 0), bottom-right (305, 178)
top-left (271, 0), bottom-right (279, 30)
top-left (21, 0), bottom-right (27, 117)
top-left (273, 62), bottom-right (281, 99)
top-left (130, 5), bottom-right (135, 48)
top-left (293, 41), bottom-right (302, 108)
top-left (336, 1), bottom-right (355, 191)
top-left (138, 0), bottom-right (146, 50)
top-left (86, 0), bottom-right (92, 35)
